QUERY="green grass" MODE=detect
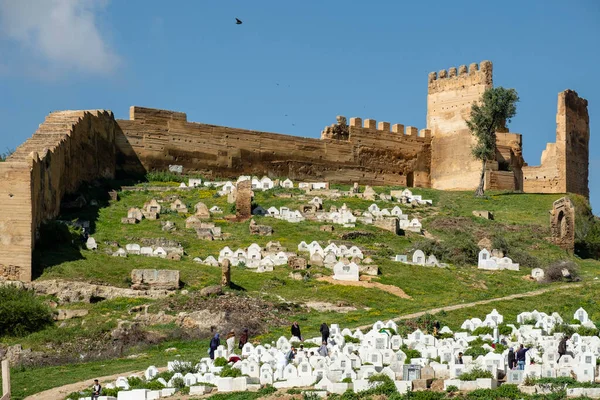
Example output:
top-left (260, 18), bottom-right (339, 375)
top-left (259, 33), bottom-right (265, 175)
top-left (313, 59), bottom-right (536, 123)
top-left (3, 180), bottom-right (600, 397)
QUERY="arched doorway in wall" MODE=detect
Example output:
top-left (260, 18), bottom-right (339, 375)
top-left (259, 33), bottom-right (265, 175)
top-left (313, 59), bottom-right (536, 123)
top-left (557, 210), bottom-right (567, 238)
top-left (406, 172), bottom-right (414, 188)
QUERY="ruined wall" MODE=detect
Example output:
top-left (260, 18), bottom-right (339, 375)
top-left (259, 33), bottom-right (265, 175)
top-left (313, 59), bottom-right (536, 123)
top-left (116, 107), bottom-right (432, 187)
top-left (427, 61), bottom-right (493, 190)
top-left (0, 162), bottom-right (32, 281)
top-left (523, 90), bottom-right (589, 197)
top-left (0, 111), bottom-right (118, 281)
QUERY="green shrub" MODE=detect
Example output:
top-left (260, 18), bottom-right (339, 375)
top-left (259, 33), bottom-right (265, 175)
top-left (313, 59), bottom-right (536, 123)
top-left (341, 377), bottom-right (353, 383)
top-left (498, 324), bottom-right (513, 336)
top-left (169, 360), bottom-right (198, 374)
top-left (303, 393), bottom-right (323, 400)
top-left (544, 260), bottom-right (579, 282)
top-left (219, 365), bottom-right (243, 378)
top-left (144, 380), bottom-right (165, 390)
top-left (171, 377), bottom-right (186, 390)
top-left (577, 326), bottom-right (599, 336)
top-left (258, 385), bottom-right (277, 396)
top-left (552, 324), bottom-right (576, 336)
top-left (446, 385), bottom-right (459, 393)
top-left (509, 249), bottom-right (541, 269)
top-left (472, 326), bottom-right (493, 336)
top-left (214, 357), bottom-right (229, 367)
top-left (458, 368), bottom-right (493, 381)
top-left (287, 388), bottom-right (302, 394)
top-left (493, 343), bottom-right (508, 354)
top-left (360, 374), bottom-right (398, 397)
top-left (146, 171), bottom-right (187, 183)
top-left (127, 376), bottom-right (144, 388)
top-left (179, 386), bottom-right (190, 395)
top-left (154, 371), bottom-right (175, 382)
top-left (0, 286), bottom-right (54, 337)
top-left (495, 383), bottom-right (523, 398)
top-left (400, 344), bottom-right (422, 360)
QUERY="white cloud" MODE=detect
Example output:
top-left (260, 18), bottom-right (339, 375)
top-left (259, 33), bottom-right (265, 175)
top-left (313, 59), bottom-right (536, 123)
top-left (0, 0), bottom-right (119, 76)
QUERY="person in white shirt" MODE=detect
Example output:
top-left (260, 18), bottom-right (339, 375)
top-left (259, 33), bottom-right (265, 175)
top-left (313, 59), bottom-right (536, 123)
top-left (226, 329), bottom-right (236, 355)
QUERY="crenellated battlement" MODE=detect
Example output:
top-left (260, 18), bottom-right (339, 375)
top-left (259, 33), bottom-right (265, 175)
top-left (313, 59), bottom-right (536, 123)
top-left (427, 60), bottom-right (493, 94)
top-left (346, 117), bottom-right (431, 139)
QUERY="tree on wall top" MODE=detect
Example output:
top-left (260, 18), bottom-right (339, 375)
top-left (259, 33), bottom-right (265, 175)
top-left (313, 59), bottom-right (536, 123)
top-left (466, 87), bottom-right (519, 197)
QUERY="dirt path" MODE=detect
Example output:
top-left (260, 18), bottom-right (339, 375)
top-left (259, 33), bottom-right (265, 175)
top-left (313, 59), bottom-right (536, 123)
top-left (317, 276), bottom-right (412, 299)
top-left (356, 282), bottom-right (584, 330)
top-left (24, 282), bottom-right (587, 400)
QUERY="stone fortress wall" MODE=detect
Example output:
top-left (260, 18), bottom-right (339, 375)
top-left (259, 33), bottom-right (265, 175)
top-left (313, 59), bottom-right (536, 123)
top-left (522, 90), bottom-right (590, 197)
top-left (0, 111), bottom-right (118, 281)
top-left (0, 60), bottom-right (590, 282)
top-left (115, 107), bottom-right (432, 187)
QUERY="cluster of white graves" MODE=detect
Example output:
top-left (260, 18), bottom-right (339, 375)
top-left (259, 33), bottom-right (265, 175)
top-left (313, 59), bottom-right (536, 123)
top-left (389, 189), bottom-right (433, 205)
top-left (478, 249), bottom-right (520, 271)
top-left (94, 307), bottom-right (600, 400)
top-left (361, 204), bottom-right (422, 232)
top-left (85, 237), bottom-right (183, 261)
top-left (193, 243), bottom-right (292, 273)
top-left (303, 203), bottom-right (422, 232)
top-left (297, 241), bottom-right (369, 281)
top-left (263, 207), bottom-right (306, 223)
top-left (184, 176), bottom-right (326, 193)
top-left (392, 251), bottom-right (445, 268)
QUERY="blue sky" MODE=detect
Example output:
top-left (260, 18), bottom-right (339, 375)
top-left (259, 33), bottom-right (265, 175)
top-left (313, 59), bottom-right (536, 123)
top-left (1, 0), bottom-right (598, 212)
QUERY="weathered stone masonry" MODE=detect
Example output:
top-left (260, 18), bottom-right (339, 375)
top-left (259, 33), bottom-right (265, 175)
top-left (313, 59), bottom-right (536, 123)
top-left (0, 61), bottom-right (590, 282)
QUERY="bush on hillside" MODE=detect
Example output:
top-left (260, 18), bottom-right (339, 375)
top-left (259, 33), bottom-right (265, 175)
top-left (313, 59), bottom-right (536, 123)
top-left (572, 195), bottom-right (600, 260)
top-left (543, 260), bottom-right (579, 283)
top-left (509, 249), bottom-right (541, 269)
top-left (458, 368), bottom-right (493, 381)
top-left (412, 236), bottom-right (479, 267)
top-left (464, 346), bottom-right (489, 358)
top-left (0, 285), bottom-right (54, 336)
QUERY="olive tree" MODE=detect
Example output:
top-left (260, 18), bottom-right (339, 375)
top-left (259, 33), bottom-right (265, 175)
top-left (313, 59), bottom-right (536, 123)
top-left (466, 87), bottom-right (519, 197)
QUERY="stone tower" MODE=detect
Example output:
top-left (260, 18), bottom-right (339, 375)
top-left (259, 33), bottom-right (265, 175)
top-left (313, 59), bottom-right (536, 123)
top-left (426, 61), bottom-right (493, 190)
top-left (522, 90), bottom-right (590, 197)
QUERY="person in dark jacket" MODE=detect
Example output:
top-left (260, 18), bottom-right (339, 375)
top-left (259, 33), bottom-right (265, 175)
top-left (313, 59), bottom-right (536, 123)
top-left (238, 328), bottom-right (249, 350)
top-left (320, 323), bottom-right (330, 344)
top-left (209, 333), bottom-right (220, 359)
top-left (507, 347), bottom-right (516, 370)
top-left (291, 321), bottom-right (302, 341)
top-left (558, 335), bottom-right (571, 361)
top-left (91, 379), bottom-right (102, 399)
top-left (516, 344), bottom-right (529, 370)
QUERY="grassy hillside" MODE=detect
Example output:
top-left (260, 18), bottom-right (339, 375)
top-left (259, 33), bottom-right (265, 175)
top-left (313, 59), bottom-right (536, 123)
top-left (2, 177), bottom-right (600, 398)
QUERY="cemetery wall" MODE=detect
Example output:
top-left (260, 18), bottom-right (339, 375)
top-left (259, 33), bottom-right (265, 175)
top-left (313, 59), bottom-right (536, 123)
top-left (523, 90), bottom-right (589, 197)
top-left (115, 107), bottom-right (432, 187)
top-left (0, 110), bottom-right (118, 281)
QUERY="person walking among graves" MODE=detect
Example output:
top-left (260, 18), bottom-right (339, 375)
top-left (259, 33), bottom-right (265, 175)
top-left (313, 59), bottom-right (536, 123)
top-left (91, 379), bottom-right (102, 399)
top-left (557, 335), bottom-right (571, 361)
top-left (507, 347), bottom-right (516, 370)
top-left (291, 321), bottom-right (302, 341)
top-left (320, 322), bottom-right (330, 344)
top-left (457, 352), bottom-right (464, 364)
top-left (516, 344), bottom-right (529, 370)
top-left (286, 346), bottom-right (297, 364)
top-left (226, 329), bottom-right (236, 354)
top-left (318, 341), bottom-right (329, 357)
top-left (238, 328), bottom-right (249, 350)
top-left (209, 333), bottom-right (220, 359)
